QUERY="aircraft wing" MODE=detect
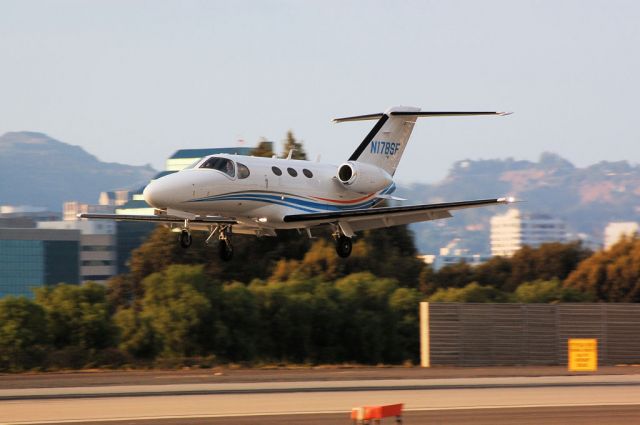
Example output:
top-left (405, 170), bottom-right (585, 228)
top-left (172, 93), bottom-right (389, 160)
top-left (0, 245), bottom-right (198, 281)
top-left (283, 198), bottom-right (512, 235)
top-left (78, 213), bottom-right (237, 225)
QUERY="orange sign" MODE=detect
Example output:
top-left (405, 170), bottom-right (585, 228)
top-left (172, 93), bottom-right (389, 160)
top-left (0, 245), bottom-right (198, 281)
top-left (568, 338), bottom-right (598, 372)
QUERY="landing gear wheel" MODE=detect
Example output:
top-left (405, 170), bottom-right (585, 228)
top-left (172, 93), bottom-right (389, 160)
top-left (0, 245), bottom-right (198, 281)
top-left (219, 239), bottom-right (234, 261)
top-left (179, 230), bottom-right (192, 248)
top-left (335, 235), bottom-right (352, 258)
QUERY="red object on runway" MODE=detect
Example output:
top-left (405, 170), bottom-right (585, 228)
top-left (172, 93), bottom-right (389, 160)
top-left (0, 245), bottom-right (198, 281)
top-left (350, 403), bottom-right (403, 424)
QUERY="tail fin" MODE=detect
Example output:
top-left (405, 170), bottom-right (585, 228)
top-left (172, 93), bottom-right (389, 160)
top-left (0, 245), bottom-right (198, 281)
top-left (335, 106), bottom-right (510, 176)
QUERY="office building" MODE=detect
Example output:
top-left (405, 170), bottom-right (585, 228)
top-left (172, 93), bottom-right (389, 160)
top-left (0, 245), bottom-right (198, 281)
top-left (0, 228), bottom-right (80, 298)
top-left (490, 208), bottom-right (566, 257)
top-left (38, 220), bottom-right (117, 284)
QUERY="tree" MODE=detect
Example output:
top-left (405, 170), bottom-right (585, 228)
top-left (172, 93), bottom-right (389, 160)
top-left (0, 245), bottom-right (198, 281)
top-left (218, 282), bottom-right (260, 361)
top-left (251, 138), bottom-right (275, 157)
top-left (35, 282), bottom-right (115, 350)
top-left (0, 297), bottom-right (50, 371)
top-left (281, 130), bottom-right (307, 160)
top-left (419, 262), bottom-right (475, 295)
top-left (427, 282), bottom-right (507, 303)
top-left (113, 307), bottom-right (157, 358)
top-left (564, 236), bottom-right (640, 301)
top-left (117, 226), bottom-right (312, 309)
top-left (513, 279), bottom-right (590, 303)
top-left (269, 226), bottom-right (425, 287)
top-left (334, 273), bottom-right (400, 363)
top-left (388, 287), bottom-right (423, 362)
top-left (138, 265), bottom-right (219, 358)
top-left (419, 242), bottom-right (591, 295)
top-left (506, 242), bottom-right (591, 292)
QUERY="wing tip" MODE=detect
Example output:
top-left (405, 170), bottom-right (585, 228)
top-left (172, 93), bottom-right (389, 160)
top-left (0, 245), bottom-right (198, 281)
top-left (498, 196), bottom-right (520, 204)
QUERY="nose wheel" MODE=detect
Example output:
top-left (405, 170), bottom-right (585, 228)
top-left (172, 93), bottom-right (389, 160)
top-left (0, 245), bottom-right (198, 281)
top-left (218, 240), bottom-right (233, 261)
top-left (218, 226), bottom-right (234, 261)
top-left (179, 230), bottom-right (192, 248)
top-left (335, 235), bottom-right (352, 258)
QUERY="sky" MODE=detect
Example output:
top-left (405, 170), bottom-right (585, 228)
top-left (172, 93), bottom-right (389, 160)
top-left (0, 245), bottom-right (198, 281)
top-left (1, 0), bottom-right (639, 183)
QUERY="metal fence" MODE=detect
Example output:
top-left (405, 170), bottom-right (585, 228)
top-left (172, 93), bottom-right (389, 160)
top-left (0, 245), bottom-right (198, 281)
top-left (420, 302), bottom-right (640, 366)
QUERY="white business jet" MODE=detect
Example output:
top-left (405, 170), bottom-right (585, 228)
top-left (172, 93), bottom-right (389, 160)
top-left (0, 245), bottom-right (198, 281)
top-left (81, 106), bottom-right (513, 261)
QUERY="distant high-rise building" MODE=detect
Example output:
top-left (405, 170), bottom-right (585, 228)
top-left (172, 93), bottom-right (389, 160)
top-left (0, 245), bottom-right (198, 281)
top-left (604, 222), bottom-right (639, 249)
top-left (490, 208), bottom-right (567, 257)
top-left (98, 190), bottom-right (131, 207)
top-left (0, 228), bottom-right (80, 298)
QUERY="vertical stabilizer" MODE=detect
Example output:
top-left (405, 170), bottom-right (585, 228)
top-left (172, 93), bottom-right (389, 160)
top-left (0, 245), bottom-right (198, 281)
top-left (346, 106), bottom-right (420, 176)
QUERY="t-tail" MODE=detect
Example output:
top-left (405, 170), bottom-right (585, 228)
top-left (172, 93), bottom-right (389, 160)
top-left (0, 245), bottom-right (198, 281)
top-left (335, 106), bottom-right (511, 176)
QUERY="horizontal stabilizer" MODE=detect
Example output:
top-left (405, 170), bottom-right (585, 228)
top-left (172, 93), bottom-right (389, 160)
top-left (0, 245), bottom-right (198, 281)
top-left (334, 111), bottom-right (511, 122)
top-left (333, 113), bottom-right (385, 123)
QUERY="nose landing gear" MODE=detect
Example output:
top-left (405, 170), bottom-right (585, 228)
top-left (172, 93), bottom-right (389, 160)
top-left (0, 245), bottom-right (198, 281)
top-left (218, 225), bottom-right (234, 261)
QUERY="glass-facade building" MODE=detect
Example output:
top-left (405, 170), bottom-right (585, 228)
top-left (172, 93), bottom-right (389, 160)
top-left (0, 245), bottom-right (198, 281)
top-left (0, 229), bottom-right (80, 298)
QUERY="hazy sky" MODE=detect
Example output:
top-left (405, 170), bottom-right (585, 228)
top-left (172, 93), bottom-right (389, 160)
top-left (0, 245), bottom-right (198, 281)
top-left (1, 0), bottom-right (639, 183)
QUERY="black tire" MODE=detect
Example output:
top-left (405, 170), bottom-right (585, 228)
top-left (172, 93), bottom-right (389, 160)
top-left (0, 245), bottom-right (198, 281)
top-left (179, 230), bottom-right (192, 248)
top-left (335, 235), bottom-right (352, 258)
top-left (219, 240), bottom-right (234, 261)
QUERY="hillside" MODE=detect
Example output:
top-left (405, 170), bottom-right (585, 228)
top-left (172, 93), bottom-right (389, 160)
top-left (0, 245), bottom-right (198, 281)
top-left (0, 132), bottom-right (156, 210)
top-left (399, 153), bottom-right (640, 254)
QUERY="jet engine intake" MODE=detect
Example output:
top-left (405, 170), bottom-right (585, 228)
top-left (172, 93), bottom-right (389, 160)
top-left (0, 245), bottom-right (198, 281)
top-left (336, 161), bottom-right (393, 194)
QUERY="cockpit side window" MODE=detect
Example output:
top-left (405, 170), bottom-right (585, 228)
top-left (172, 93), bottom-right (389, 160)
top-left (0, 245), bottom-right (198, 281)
top-left (237, 163), bottom-right (250, 179)
top-left (200, 157), bottom-right (235, 177)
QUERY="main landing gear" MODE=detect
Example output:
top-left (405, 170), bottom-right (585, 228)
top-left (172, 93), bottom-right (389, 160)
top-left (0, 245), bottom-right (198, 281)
top-left (179, 229), bottom-right (192, 248)
top-left (335, 234), bottom-right (353, 258)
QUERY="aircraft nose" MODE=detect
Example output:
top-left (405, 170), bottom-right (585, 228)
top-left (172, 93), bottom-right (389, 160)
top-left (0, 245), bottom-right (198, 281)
top-left (143, 180), bottom-right (168, 208)
top-left (143, 181), bottom-right (157, 207)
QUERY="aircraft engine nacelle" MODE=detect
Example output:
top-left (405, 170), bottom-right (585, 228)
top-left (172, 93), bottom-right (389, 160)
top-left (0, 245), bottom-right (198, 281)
top-left (336, 161), bottom-right (393, 194)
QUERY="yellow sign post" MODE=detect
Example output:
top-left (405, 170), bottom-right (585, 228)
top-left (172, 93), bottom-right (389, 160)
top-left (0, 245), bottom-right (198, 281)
top-left (568, 338), bottom-right (598, 372)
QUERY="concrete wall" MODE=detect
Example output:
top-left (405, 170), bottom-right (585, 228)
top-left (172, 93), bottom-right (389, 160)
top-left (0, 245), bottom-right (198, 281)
top-left (420, 302), bottom-right (640, 366)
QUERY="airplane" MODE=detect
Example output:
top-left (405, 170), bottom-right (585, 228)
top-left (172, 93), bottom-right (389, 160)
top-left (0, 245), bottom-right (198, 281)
top-left (81, 106), bottom-right (514, 261)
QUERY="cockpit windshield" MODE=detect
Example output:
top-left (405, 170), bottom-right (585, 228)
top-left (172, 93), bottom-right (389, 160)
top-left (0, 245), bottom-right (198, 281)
top-left (200, 157), bottom-right (235, 177)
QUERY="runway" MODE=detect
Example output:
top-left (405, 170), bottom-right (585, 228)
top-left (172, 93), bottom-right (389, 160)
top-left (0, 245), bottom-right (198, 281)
top-left (2, 374), bottom-right (640, 424)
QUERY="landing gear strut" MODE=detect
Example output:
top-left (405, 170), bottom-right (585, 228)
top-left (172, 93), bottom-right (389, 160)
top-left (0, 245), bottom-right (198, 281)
top-left (218, 226), bottom-right (233, 261)
top-left (335, 235), bottom-right (352, 258)
top-left (179, 229), bottom-right (192, 248)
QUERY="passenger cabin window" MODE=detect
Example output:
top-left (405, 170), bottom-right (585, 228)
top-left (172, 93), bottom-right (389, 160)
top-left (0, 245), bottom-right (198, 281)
top-left (287, 167), bottom-right (298, 177)
top-left (200, 157), bottom-right (235, 177)
top-left (303, 169), bottom-right (313, 178)
top-left (237, 163), bottom-right (250, 179)
top-left (272, 166), bottom-right (282, 176)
